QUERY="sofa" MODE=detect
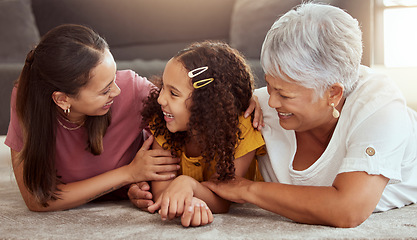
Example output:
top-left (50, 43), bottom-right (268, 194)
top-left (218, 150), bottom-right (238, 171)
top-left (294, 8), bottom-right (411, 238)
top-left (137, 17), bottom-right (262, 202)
top-left (0, 0), bottom-right (373, 135)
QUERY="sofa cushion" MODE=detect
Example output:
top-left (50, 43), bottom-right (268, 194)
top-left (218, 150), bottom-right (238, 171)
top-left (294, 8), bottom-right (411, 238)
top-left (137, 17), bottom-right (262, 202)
top-left (230, 0), bottom-right (339, 59)
top-left (32, 0), bottom-right (236, 60)
top-left (0, 0), bottom-right (40, 63)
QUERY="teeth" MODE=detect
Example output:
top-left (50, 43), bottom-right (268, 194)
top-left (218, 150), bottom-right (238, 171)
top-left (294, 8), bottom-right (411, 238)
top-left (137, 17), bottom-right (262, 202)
top-left (163, 111), bottom-right (174, 118)
top-left (104, 100), bottom-right (113, 107)
top-left (279, 112), bottom-right (293, 116)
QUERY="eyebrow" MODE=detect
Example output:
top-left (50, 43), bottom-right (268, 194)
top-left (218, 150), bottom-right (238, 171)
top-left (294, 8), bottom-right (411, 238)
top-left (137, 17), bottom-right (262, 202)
top-left (161, 79), bottom-right (181, 93)
top-left (166, 84), bottom-right (180, 93)
top-left (100, 75), bottom-right (116, 92)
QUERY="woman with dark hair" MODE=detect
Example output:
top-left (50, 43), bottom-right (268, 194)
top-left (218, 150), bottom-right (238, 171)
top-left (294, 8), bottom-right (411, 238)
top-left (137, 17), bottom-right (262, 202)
top-left (5, 24), bottom-right (180, 211)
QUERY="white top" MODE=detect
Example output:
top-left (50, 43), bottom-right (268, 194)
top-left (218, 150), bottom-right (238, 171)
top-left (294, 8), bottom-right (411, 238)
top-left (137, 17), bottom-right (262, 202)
top-left (255, 65), bottom-right (417, 212)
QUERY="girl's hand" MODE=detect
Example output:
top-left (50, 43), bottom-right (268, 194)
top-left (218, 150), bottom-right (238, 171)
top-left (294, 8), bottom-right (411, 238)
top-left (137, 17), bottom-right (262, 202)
top-left (148, 175), bottom-right (197, 219)
top-left (128, 136), bottom-right (180, 182)
top-left (181, 197), bottom-right (214, 227)
top-left (244, 95), bottom-right (264, 130)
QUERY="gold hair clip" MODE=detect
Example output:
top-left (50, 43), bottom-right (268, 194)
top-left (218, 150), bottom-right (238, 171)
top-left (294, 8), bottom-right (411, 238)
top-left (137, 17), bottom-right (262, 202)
top-left (188, 66), bottom-right (214, 89)
top-left (193, 78), bottom-right (214, 89)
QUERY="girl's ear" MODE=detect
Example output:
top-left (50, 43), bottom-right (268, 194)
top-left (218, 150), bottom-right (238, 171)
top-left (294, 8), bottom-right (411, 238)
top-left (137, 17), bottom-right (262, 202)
top-left (327, 83), bottom-right (344, 105)
top-left (52, 91), bottom-right (70, 111)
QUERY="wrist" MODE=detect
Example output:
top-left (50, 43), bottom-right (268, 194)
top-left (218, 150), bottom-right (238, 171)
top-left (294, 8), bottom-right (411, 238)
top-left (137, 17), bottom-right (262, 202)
top-left (120, 164), bottom-right (135, 185)
top-left (177, 175), bottom-right (198, 191)
top-left (243, 180), bottom-right (259, 204)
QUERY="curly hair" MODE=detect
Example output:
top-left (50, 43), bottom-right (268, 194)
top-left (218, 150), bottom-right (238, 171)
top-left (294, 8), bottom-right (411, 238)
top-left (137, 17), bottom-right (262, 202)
top-left (141, 41), bottom-right (254, 181)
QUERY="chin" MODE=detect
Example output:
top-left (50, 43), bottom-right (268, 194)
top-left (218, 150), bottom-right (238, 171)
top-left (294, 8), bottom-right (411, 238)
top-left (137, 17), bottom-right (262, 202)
top-left (279, 121), bottom-right (296, 131)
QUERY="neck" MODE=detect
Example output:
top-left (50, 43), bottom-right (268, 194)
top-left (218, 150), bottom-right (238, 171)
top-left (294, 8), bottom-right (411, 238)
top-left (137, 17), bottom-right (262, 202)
top-left (184, 134), bottom-right (202, 158)
top-left (57, 112), bottom-right (86, 124)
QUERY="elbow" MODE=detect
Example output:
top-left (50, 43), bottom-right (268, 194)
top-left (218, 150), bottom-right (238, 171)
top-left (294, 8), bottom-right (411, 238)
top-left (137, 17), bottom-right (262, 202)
top-left (329, 210), bottom-right (370, 228)
top-left (211, 203), bottom-right (231, 214)
top-left (24, 199), bottom-right (54, 212)
top-left (25, 202), bottom-right (48, 212)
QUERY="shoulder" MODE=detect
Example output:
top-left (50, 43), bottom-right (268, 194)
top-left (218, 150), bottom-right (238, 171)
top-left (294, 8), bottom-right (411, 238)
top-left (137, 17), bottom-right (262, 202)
top-left (343, 66), bottom-right (407, 123)
top-left (116, 70), bottom-right (153, 91)
top-left (114, 70), bottom-right (154, 105)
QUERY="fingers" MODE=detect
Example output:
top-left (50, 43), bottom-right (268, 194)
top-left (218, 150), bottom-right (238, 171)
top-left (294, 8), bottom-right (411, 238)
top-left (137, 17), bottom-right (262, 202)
top-left (138, 181), bottom-right (150, 191)
top-left (151, 172), bottom-right (176, 182)
top-left (159, 197), bottom-right (170, 220)
top-left (244, 98), bottom-right (256, 119)
top-left (148, 197), bottom-right (162, 214)
top-left (140, 135), bottom-right (154, 151)
top-left (181, 199), bottom-right (213, 227)
top-left (252, 95), bottom-right (263, 130)
top-left (181, 204), bottom-right (194, 227)
top-left (154, 164), bottom-right (180, 173)
top-left (131, 199), bottom-right (154, 211)
top-left (128, 183), bottom-right (154, 211)
top-left (190, 204), bottom-right (201, 227)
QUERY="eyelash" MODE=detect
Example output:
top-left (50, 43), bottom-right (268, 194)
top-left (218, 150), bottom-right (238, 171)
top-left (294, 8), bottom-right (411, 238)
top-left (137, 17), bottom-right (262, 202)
top-left (170, 90), bottom-right (178, 97)
top-left (103, 87), bottom-right (111, 95)
top-left (279, 93), bottom-right (290, 99)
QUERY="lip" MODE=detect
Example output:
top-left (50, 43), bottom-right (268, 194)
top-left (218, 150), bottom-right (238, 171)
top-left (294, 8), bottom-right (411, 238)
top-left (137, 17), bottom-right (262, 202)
top-left (162, 109), bottom-right (174, 122)
top-left (277, 110), bottom-right (293, 120)
top-left (103, 100), bottom-right (114, 109)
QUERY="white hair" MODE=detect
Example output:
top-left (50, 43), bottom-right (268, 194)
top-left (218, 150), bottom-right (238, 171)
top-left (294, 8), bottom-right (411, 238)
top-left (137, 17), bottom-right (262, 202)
top-left (260, 2), bottom-right (363, 98)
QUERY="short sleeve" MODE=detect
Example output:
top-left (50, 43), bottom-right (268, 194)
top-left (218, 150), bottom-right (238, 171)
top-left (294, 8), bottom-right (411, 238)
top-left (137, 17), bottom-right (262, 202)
top-left (340, 100), bottom-right (410, 183)
top-left (234, 115), bottom-right (266, 159)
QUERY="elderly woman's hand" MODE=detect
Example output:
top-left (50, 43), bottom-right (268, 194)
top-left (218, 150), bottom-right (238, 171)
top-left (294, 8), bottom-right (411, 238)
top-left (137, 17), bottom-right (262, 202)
top-left (245, 95), bottom-right (264, 131)
top-left (201, 176), bottom-right (251, 204)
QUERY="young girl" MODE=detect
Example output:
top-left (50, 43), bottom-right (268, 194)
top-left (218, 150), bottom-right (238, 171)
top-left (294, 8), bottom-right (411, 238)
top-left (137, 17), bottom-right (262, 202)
top-left (141, 41), bottom-right (265, 227)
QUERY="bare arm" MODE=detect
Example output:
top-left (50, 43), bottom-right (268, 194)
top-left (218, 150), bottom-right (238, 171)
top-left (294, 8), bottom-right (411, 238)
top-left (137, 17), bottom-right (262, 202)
top-left (12, 136), bottom-right (179, 212)
top-left (150, 139), bottom-right (257, 216)
top-left (203, 171), bottom-right (389, 228)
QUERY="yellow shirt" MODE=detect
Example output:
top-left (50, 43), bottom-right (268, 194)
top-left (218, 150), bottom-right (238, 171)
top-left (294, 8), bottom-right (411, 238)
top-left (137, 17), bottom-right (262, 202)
top-left (151, 115), bottom-right (265, 182)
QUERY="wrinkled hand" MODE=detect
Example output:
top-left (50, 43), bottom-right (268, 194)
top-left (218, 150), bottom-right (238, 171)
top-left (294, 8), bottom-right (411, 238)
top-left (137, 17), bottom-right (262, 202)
top-left (244, 95), bottom-right (264, 131)
top-left (128, 182), bottom-right (154, 211)
top-left (128, 135), bottom-right (179, 182)
top-left (181, 197), bottom-right (214, 227)
top-left (201, 175), bottom-right (251, 204)
top-left (148, 175), bottom-right (197, 219)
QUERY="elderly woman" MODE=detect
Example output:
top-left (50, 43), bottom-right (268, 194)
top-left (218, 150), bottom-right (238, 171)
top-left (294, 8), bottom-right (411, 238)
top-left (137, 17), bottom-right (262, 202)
top-left (202, 3), bottom-right (417, 228)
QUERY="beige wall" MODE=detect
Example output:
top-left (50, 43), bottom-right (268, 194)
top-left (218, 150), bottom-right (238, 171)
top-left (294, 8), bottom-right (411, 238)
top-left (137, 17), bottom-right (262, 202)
top-left (372, 66), bottom-right (417, 111)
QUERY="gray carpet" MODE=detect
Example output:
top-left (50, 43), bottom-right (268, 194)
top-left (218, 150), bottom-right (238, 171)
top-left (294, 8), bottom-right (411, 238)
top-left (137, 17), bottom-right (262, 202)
top-left (1, 138), bottom-right (417, 239)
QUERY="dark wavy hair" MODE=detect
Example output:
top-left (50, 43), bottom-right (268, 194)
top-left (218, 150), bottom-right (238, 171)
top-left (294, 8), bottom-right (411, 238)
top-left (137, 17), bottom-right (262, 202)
top-left (142, 41), bottom-right (254, 181)
top-left (16, 24), bottom-right (111, 206)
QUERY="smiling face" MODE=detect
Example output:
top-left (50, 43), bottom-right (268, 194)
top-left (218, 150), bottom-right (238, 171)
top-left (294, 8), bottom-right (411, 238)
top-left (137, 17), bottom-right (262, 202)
top-left (157, 58), bottom-right (193, 133)
top-left (67, 49), bottom-right (120, 122)
top-left (265, 74), bottom-right (334, 132)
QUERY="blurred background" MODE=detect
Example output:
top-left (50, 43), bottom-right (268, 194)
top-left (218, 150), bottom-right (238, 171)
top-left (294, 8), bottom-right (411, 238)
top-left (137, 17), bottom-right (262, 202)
top-left (0, 0), bottom-right (416, 135)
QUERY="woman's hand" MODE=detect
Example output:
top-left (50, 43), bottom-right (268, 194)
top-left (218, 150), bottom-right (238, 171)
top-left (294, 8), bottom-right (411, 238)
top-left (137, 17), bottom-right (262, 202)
top-left (202, 175), bottom-right (252, 204)
top-left (181, 197), bottom-right (214, 227)
top-left (128, 135), bottom-right (179, 183)
top-left (148, 175), bottom-right (197, 220)
top-left (128, 182), bottom-right (154, 211)
top-left (244, 95), bottom-right (264, 130)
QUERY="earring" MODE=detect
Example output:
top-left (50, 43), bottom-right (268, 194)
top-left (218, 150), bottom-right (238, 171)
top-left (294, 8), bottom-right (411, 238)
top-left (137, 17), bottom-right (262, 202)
top-left (64, 107), bottom-right (70, 116)
top-left (331, 103), bottom-right (340, 119)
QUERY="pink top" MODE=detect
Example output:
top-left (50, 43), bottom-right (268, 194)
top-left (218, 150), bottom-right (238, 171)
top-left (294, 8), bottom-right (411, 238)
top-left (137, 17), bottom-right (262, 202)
top-left (5, 70), bottom-right (152, 184)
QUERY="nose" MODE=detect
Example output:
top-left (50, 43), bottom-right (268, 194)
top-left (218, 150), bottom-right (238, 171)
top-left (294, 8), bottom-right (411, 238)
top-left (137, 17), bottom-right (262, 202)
top-left (110, 81), bottom-right (121, 98)
top-left (157, 89), bottom-right (166, 106)
top-left (268, 94), bottom-right (281, 109)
